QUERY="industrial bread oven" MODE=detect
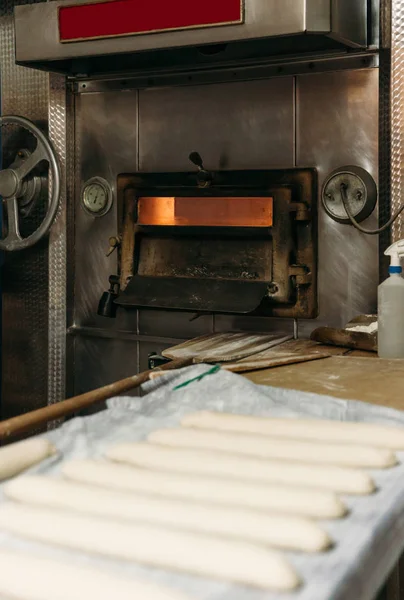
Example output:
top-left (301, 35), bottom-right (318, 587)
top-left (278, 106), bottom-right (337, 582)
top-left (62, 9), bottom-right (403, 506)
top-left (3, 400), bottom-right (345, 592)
top-left (0, 0), bottom-right (391, 415)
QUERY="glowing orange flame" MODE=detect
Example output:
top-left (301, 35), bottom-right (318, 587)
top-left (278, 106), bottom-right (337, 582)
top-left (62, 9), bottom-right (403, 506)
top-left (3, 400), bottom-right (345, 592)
top-left (137, 196), bottom-right (273, 227)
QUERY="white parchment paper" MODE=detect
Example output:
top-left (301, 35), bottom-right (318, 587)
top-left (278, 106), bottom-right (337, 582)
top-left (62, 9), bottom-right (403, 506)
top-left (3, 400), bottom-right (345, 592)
top-left (1, 364), bottom-right (404, 600)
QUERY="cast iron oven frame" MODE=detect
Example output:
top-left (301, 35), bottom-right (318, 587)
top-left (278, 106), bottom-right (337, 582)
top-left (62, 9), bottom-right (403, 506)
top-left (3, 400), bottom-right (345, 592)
top-left (115, 168), bottom-right (318, 319)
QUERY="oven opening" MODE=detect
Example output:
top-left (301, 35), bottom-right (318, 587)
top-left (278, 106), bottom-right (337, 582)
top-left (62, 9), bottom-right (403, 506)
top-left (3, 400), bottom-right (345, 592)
top-left (137, 196), bottom-right (273, 227)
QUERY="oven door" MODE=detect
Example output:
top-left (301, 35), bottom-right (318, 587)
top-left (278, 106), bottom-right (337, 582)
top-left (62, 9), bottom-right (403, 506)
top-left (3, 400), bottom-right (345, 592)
top-left (115, 168), bottom-right (317, 319)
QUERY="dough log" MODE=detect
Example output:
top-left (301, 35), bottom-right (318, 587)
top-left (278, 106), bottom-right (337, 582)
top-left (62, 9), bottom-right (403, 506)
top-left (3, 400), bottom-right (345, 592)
top-left (5, 475), bottom-right (332, 552)
top-left (0, 550), bottom-right (192, 600)
top-left (106, 442), bottom-right (375, 495)
top-left (149, 427), bottom-right (397, 469)
top-left (182, 411), bottom-right (404, 450)
top-left (0, 504), bottom-right (301, 591)
top-left (0, 437), bottom-right (56, 482)
top-left (62, 459), bottom-right (347, 519)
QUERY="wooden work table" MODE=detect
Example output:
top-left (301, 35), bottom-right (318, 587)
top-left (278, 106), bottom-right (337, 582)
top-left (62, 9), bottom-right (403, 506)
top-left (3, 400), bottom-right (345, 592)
top-left (243, 340), bottom-right (404, 410)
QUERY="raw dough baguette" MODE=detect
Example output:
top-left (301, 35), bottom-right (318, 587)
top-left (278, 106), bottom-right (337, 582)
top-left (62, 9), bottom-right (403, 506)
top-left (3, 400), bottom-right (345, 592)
top-left (0, 504), bottom-right (301, 591)
top-left (0, 438), bottom-right (56, 482)
top-left (62, 459), bottom-right (347, 519)
top-left (0, 550), bottom-right (192, 600)
top-left (182, 411), bottom-right (404, 450)
top-left (5, 475), bottom-right (331, 552)
top-left (149, 428), bottom-right (397, 469)
top-left (106, 442), bottom-right (375, 495)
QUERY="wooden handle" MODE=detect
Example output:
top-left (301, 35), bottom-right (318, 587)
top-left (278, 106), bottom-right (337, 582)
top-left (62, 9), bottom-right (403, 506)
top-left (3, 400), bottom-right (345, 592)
top-left (0, 358), bottom-right (193, 442)
top-left (310, 327), bottom-right (377, 353)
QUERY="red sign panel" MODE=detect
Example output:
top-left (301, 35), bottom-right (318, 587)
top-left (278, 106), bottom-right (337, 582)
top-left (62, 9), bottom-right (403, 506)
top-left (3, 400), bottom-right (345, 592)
top-left (59, 0), bottom-right (243, 43)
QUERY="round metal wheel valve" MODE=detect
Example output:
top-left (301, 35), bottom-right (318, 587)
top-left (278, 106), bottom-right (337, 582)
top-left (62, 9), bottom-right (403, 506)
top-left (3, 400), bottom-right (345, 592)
top-left (0, 115), bottom-right (61, 251)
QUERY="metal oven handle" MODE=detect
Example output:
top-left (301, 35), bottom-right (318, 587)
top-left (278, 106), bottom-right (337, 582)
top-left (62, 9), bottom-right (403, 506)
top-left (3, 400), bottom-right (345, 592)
top-left (0, 115), bottom-right (61, 251)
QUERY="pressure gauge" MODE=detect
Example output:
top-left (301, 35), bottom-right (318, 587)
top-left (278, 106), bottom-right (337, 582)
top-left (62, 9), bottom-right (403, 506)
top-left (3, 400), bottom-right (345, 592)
top-left (81, 177), bottom-right (113, 216)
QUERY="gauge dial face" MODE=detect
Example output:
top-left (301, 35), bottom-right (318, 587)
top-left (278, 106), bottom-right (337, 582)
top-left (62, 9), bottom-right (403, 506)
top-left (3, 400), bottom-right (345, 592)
top-left (82, 179), bottom-right (112, 216)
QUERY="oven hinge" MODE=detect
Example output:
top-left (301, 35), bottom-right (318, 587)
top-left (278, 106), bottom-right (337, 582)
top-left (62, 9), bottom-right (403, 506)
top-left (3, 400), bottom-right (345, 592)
top-left (289, 264), bottom-right (312, 287)
top-left (289, 202), bottom-right (311, 221)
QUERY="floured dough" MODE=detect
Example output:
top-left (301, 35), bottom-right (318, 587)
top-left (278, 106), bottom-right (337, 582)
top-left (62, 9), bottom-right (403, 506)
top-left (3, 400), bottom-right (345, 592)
top-left (62, 459), bottom-right (347, 519)
top-left (0, 549), bottom-right (192, 600)
top-left (149, 427), bottom-right (397, 469)
top-left (0, 504), bottom-right (300, 591)
top-left (182, 411), bottom-right (404, 450)
top-left (5, 475), bottom-right (331, 552)
top-left (0, 438), bottom-right (56, 482)
top-left (106, 442), bottom-right (375, 495)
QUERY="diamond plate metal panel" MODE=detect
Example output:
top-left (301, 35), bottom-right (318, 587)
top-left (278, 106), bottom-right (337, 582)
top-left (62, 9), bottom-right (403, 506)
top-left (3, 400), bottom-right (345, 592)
top-left (48, 73), bottom-right (75, 409)
top-left (379, 49), bottom-right (391, 281)
top-left (391, 0), bottom-right (404, 242)
top-left (378, 0), bottom-right (391, 280)
top-left (0, 0), bottom-right (50, 421)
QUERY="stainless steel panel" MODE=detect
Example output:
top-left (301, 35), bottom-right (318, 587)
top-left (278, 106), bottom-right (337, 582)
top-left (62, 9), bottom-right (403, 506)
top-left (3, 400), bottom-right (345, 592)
top-left (213, 315), bottom-right (295, 335)
top-left (74, 91), bottom-right (138, 329)
top-left (306, 0), bottom-right (330, 33)
top-left (1, 0), bottom-right (50, 419)
top-left (15, 0), bottom-right (307, 63)
top-left (139, 311), bottom-right (214, 339)
top-left (330, 0), bottom-right (367, 47)
top-left (370, 0), bottom-right (381, 48)
top-left (306, 0), bottom-right (368, 47)
top-left (74, 335), bottom-right (139, 397)
top-left (139, 78), bottom-right (294, 171)
top-left (69, 327), bottom-right (184, 346)
top-left (296, 69), bottom-right (379, 336)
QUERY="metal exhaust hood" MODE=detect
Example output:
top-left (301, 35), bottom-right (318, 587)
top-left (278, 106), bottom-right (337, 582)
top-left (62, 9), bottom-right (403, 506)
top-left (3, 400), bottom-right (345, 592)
top-left (14, 0), bottom-right (369, 77)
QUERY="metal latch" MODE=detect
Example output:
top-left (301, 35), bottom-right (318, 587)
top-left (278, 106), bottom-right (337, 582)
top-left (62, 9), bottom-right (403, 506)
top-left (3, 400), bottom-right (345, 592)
top-left (106, 235), bottom-right (121, 257)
